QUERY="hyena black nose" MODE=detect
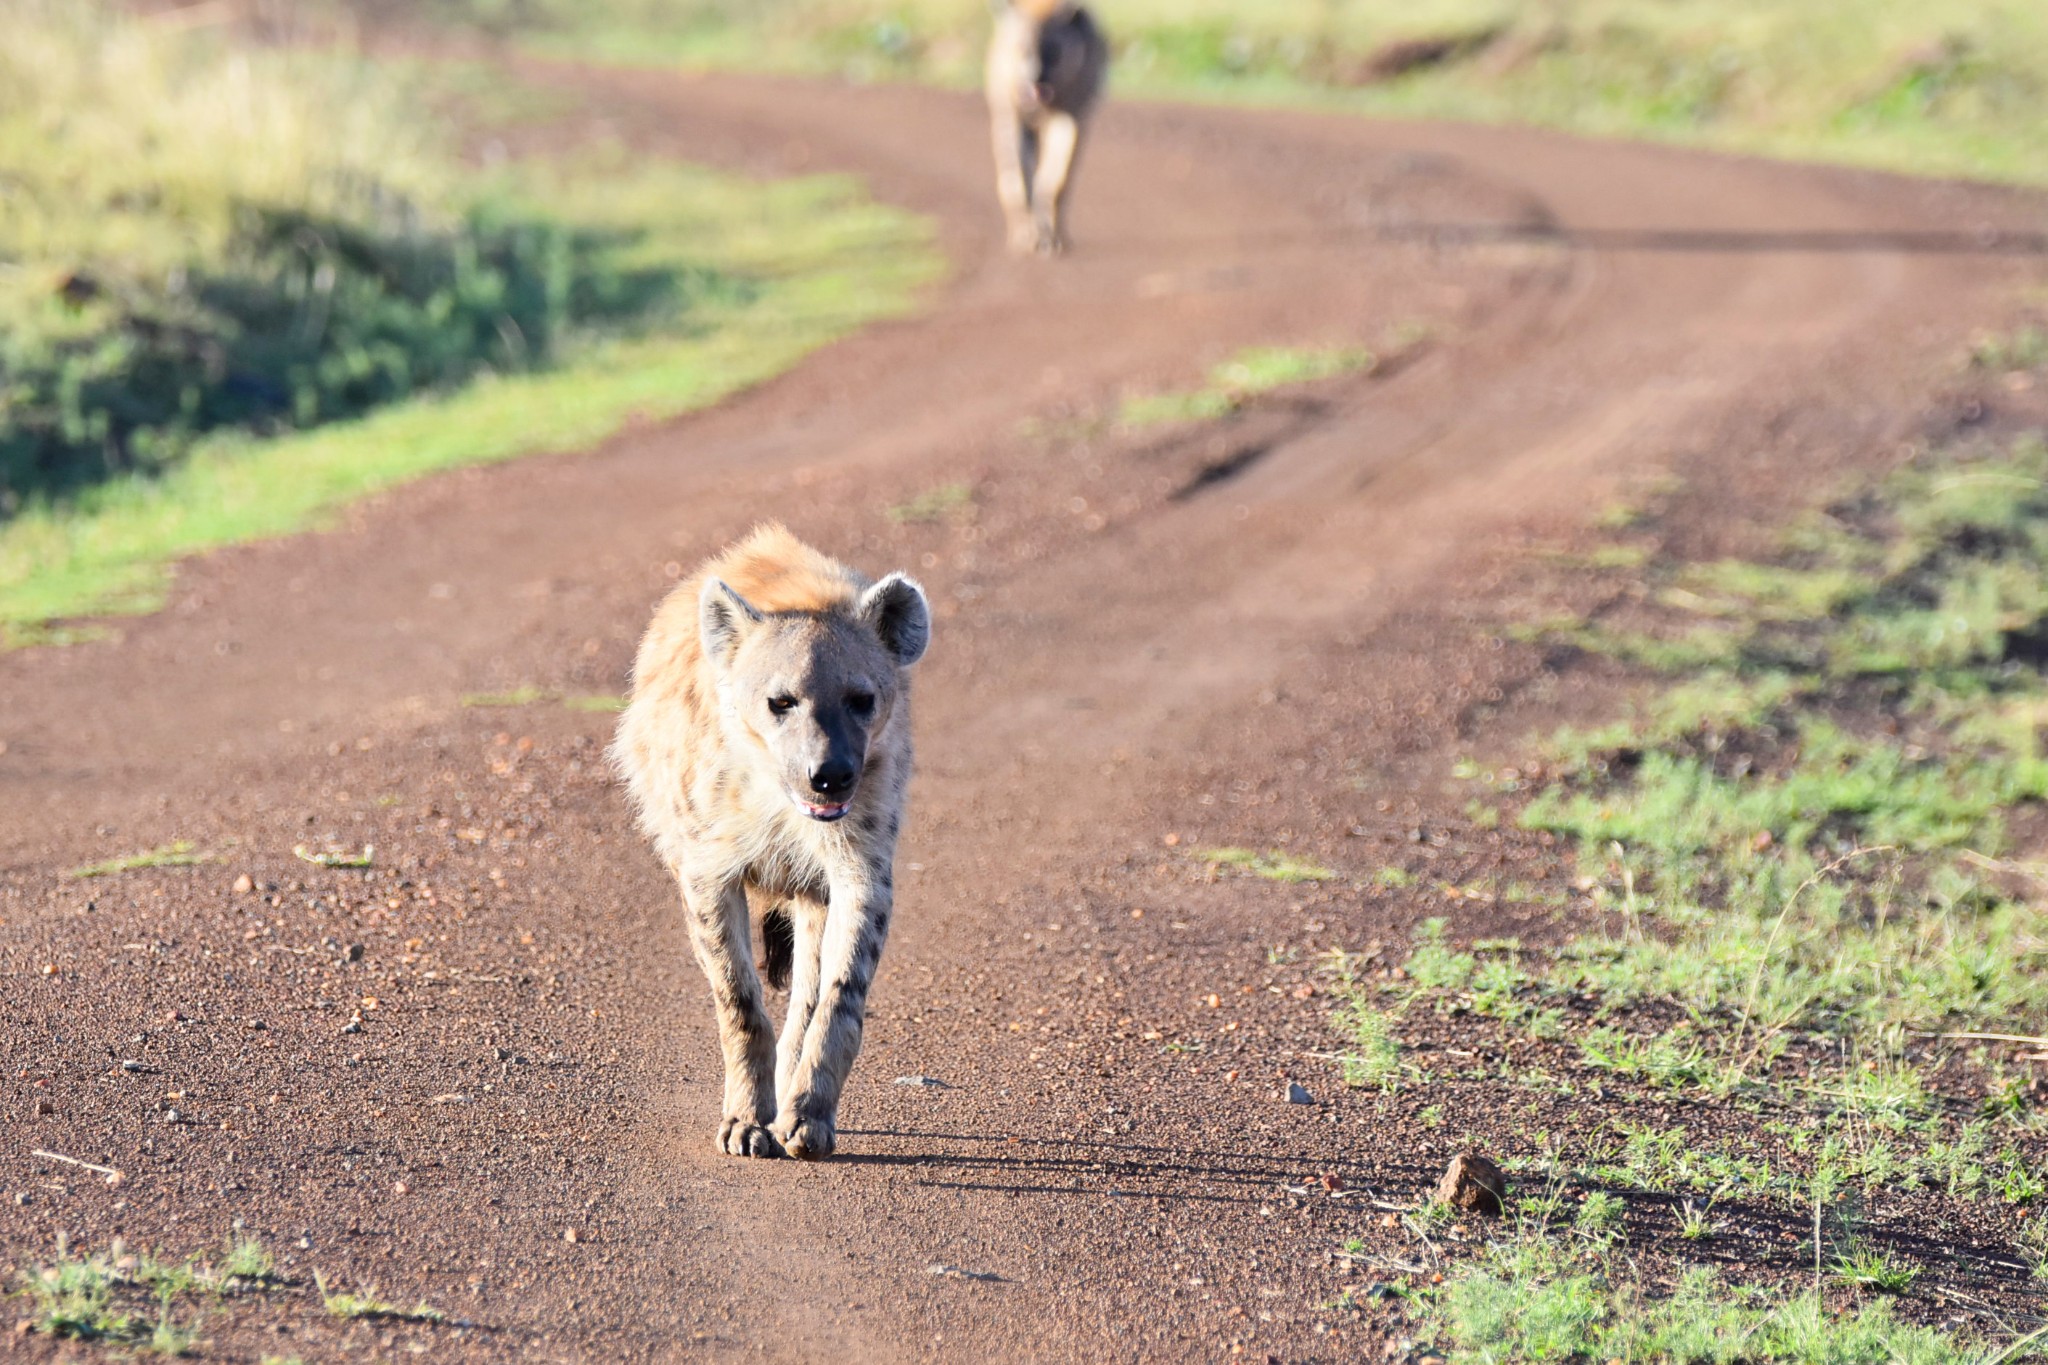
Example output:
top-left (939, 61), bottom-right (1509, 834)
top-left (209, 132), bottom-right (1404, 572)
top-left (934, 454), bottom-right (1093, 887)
top-left (809, 760), bottom-right (857, 799)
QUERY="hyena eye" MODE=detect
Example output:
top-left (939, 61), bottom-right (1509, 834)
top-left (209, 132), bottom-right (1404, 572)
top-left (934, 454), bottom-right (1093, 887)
top-left (767, 695), bottom-right (798, 717)
top-left (847, 691), bottom-right (876, 716)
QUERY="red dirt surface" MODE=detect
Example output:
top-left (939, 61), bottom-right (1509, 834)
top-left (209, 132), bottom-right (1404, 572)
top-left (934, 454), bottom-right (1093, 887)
top-left (2, 58), bottom-right (2044, 1361)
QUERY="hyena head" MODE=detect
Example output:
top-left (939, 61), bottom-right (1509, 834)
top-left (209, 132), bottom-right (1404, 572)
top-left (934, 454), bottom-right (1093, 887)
top-left (700, 573), bottom-right (930, 822)
top-left (1001, 0), bottom-right (1073, 111)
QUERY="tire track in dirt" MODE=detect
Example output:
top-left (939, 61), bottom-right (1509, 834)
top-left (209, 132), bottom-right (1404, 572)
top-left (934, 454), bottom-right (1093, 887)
top-left (1, 65), bottom-right (2043, 1361)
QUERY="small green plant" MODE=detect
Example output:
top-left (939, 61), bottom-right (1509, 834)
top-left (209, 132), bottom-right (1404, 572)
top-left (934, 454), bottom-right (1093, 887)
top-left (461, 685), bottom-right (553, 708)
top-left (1195, 846), bottom-right (1336, 883)
top-left (15, 1233), bottom-right (277, 1355)
top-left (1118, 344), bottom-right (1373, 427)
top-left (1832, 1242), bottom-right (1919, 1294)
top-left (293, 843), bottom-right (374, 869)
top-left (69, 841), bottom-right (205, 878)
top-left (1334, 998), bottom-right (1401, 1090)
top-left (315, 1270), bottom-right (444, 1323)
top-left (886, 481), bottom-right (974, 524)
top-left (561, 693), bottom-right (628, 713)
top-left (1573, 1189), bottom-right (1626, 1240)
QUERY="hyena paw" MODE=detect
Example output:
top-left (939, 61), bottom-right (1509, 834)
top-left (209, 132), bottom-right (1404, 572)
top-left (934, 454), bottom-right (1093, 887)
top-left (771, 1112), bottom-right (836, 1161)
top-left (716, 1116), bottom-right (783, 1159)
top-left (1033, 225), bottom-right (1068, 258)
top-left (1007, 221), bottom-right (1040, 255)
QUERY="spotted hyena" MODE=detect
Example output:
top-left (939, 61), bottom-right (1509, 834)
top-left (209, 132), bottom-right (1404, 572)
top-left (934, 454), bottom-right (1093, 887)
top-left (613, 525), bottom-right (930, 1160)
top-left (986, 0), bottom-right (1109, 256)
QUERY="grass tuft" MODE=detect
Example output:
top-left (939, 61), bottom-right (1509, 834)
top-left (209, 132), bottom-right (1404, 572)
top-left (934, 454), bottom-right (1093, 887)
top-left (315, 1270), bottom-right (444, 1323)
top-left (1119, 345), bottom-right (1374, 428)
top-left (1196, 846), bottom-right (1337, 883)
top-left (69, 841), bottom-right (205, 879)
top-left (886, 482), bottom-right (975, 524)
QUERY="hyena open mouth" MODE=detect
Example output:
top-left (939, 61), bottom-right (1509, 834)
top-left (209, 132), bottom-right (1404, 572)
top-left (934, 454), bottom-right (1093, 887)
top-left (794, 795), bottom-right (852, 822)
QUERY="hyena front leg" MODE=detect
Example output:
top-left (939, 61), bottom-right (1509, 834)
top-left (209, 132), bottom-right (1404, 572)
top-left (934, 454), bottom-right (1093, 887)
top-left (773, 896), bottom-right (828, 1104)
top-left (770, 864), bottom-right (893, 1160)
top-left (1031, 111), bottom-right (1084, 256)
top-left (991, 112), bottom-right (1038, 255)
top-left (679, 874), bottom-right (779, 1158)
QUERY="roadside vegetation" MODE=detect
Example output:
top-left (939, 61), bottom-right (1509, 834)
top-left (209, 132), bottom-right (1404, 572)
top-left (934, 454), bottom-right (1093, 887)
top-left (1118, 346), bottom-right (1376, 429)
top-left (0, 2), bottom-right (937, 647)
top-left (1320, 359), bottom-right (2048, 1356)
top-left (15, 1233), bottom-right (275, 1355)
top-left (388, 0), bottom-right (2048, 185)
top-left (12, 1231), bottom-right (451, 1355)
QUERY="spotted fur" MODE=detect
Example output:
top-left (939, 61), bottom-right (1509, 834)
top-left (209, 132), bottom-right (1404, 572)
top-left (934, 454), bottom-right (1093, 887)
top-left (986, 0), bottom-right (1109, 256)
top-left (613, 524), bottom-right (929, 1160)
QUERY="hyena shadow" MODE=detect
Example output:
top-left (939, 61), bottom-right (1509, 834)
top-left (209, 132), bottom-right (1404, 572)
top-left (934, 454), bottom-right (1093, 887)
top-left (833, 1128), bottom-right (1444, 1205)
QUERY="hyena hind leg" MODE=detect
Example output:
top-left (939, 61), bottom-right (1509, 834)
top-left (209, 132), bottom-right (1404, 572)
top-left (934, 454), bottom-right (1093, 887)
top-left (993, 116), bottom-right (1039, 254)
top-left (749, 888), bottom-right (794, 992)
top-left (681, 876), bottom-right (780, 1158)
top-left (1031, 112), bottom-right (1084, 256)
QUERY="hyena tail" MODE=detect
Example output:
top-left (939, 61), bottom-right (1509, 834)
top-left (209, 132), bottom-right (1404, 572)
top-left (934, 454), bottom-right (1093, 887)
top-left (757, 905), bottom-right (794, 992)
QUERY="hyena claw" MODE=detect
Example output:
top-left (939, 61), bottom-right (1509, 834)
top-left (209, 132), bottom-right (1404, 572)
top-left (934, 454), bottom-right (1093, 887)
top-left (773, 1113), bottom-right (836, 1162)
top-left (718, 1117), bottom-right (784, 1159)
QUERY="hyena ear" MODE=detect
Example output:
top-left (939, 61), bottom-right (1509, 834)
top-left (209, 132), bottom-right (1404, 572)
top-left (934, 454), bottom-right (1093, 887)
top-left (699, 578), bottom-right (763, 665)
top-left (859, 573), bottom-right (930, 667)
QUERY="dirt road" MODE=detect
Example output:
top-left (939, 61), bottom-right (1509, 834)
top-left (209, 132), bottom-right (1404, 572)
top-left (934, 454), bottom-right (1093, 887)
top-left (2, 63), bottom-right (2042, 1360)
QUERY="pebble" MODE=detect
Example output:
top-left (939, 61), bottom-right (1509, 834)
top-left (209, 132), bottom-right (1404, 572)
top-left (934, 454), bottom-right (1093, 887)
top-left (1285, 1081), bottom-right (1314, 1105)
top-left (893, 1075), bottom-right (949, 1088)
top-left (233, 874), bottom-right (255, 895)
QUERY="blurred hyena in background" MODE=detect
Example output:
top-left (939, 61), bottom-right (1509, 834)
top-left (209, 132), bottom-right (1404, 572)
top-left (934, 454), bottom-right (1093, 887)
top-left (985, 0), bottom-right (1108, 256)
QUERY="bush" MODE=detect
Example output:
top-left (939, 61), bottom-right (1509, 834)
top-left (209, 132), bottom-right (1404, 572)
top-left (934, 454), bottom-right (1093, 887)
top-left (0, 2), bottom-right (686, 510)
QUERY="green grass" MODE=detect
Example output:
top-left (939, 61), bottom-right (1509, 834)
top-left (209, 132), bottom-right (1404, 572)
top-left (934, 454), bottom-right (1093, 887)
top-left (315, 1271), bottom-right (443, 1324)
top-left (1118, 345), bottom-right (1376, 429)
top-left (392, 0), bottom-right (2048, 186)
top-left (1324, 429), bottom-right (2048, 1356)
top-left (885, 481), bottom-right (975, 524)
top-left (69, 841), bottom-right (205, 879)
top-left (1196, 846), bottom-right (1337, 883)
top-left (0, 158), bottom-right (935, 643)
top-left (292, 844), bottom-right (374, 869)
top-left (15, 1233), bottom-right (276, 1355)
top-left (462, 687), bottom-right (629, 711)
top-left (1424, 1227), bottom-right (1987, 1363)
top-left (0, 3), bottom-right (678, 510)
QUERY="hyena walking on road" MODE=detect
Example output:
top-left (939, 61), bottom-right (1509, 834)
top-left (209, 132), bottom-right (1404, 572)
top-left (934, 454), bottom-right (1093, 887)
top-left (613, 525), bottom-right (930, 1160)
top-left (987, 0), bottom-right (1108, 256)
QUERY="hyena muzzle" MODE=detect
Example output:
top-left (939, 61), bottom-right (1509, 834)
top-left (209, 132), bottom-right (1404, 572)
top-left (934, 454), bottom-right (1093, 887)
top-left (986, 0), bottom-right (1109, 256)
top-left (613, 524), bottom-right (930, 1160)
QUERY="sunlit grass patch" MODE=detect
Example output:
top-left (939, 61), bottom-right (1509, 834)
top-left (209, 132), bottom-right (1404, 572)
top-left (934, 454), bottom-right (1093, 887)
top-left (292, 844), bottom-right (374, 869)
top-left (461, 687), bottom-right (628, 712)
top-left (396, 0), bottom-right (2048, 187)
top-left (314, 1270), bottom-right (444, 1324)
top-left (886, 481), bottom-right (975, 524)
top-left (1424, 1230), bottom-right (1972, 1363)
top-left (16, 1233), bottom-right (277, 1356)
top-left (1196, 846), bottom-right (1337, 883)
top-left (69, 841), bottom-right (206, 879)
top-left (0, 158), bottom-right (936, 645)
top-left (1118, 345), bottom-right (1375, 428)
top-left (1323, 431), bottom-right (2048, 1355)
